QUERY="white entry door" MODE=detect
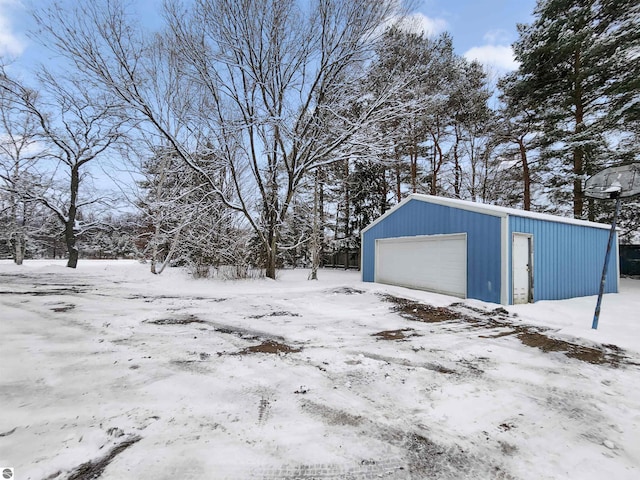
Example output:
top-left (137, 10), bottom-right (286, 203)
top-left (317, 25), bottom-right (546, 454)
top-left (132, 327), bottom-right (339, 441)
top-left (375, 233), bottom-right (467, 298)
top-left (512, 233), bottom-right (533, 304)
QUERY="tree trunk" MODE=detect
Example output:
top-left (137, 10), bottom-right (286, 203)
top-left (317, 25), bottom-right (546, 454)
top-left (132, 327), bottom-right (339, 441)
top-left (573, 49), bottom-right (584, 219)
top-left (453, 129), bottom-right (461, 198)
top-left (430, 142), bottom-right (443, 196)
top-left (379, 166), bottom-right (388, 213)
top-left (150, 252), bottom-right (158, 274)
top-left (263, 196), bottom-right (279, 279)
top-left (265, 238), bottom-right (277, 280)
top-left (66, 236), bottom-right (79, 268)
top-left (410, 145), bottom-right (417, 193)
top-left (263, 160), bottom-right (279, 279)
top-left (588, 198), bottom-right (595, 222)
top-left (13, 234), bottom-right (25, 265)
top-left (309, 169), bottom-right (320, 280)
top-left (519, 138), bottom-right (531, 211)
top-left (154, 231), bottom-right (182, 275)
top-left (150, 222), bottom-right (162, 274)
top-left (65, 166), bottom-right (80, 268)
top-left (343, 160), bottom-right (350, 238)
top-left (17, 237), bottom-right (25, 265)
top-left (318, 167), bottom-right (325, 267)
top-left (573, 152), bottom-right (584, 218)
top-left (395, 162), bottom-right (402, 203)
top-left (9, 192), bottom-right (24, 265)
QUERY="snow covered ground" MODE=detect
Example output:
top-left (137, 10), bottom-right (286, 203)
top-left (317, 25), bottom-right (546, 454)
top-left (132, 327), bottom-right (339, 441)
top-left (1, 260), bottom-right (639, 480)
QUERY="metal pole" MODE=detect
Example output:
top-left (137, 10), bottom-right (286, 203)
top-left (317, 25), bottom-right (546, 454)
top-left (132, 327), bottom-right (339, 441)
top-left (592, 195), bottom-right (622, 329)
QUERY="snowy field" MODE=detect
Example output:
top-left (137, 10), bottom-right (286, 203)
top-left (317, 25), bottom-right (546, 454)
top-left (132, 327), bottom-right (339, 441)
top-left (1, 260), bottom-right (639, 480)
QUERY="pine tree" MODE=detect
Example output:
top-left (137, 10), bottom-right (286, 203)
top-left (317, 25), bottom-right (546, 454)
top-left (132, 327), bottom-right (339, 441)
top-left (495, 72), bottom-right (543, 211)
top-left (509, 0), bottom-right (640, 219)
top-left (447, 59), bottom-right (493, 202)
top-left (368, 27), bottom-right (457, 198)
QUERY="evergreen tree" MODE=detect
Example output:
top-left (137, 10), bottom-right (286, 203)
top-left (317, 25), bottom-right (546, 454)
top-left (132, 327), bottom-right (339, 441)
top-left (508, 0), bottom-right (640, 219)
top-left (137, 144), bottom-right (246, 276)
top-left (368, 27), bottom-right (457, 198)
top-left (495, 73), bottom-right (542, 211)
top-left (349, 160), bottom-right (390, 235)
top-left (447, 59), bottom-right (494, 202)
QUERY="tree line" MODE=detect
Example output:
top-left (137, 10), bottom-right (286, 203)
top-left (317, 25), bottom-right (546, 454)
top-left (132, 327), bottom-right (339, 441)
top-left (1, 0), bottom-right (638, 277)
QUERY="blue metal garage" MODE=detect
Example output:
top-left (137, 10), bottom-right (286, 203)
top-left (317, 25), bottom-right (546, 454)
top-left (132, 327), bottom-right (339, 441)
top-left (361, 194), bottom-right (619, 305)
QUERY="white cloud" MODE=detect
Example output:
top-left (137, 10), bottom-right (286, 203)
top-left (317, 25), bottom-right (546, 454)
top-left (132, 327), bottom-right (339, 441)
top-left (463, 28), bottom-right (519, 73)
top-left (0, 0), bottom-right (26, 58)
top-left (464, 45), bottom-right (519, 72)
top-left (396, 12), bottom-right (448, 37)
top-left (482, 29), bottom-right (511, 45)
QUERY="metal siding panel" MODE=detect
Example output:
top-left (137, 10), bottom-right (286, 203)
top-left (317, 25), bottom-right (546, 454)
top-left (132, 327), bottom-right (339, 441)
top-left (362, 198), bottom-right (501, 303)
top-left (509, 216), bottom-right (618, 302)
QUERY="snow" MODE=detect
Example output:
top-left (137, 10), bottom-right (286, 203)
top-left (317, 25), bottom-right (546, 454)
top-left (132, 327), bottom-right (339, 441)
top-left (508, 279), bottom-right (640, 354)
top-left (1, 260), bottom-right (639, 479)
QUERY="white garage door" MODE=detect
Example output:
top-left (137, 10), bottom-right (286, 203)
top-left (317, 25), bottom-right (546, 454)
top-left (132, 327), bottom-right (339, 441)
top-left (375, 233), bottom-right (467, 298)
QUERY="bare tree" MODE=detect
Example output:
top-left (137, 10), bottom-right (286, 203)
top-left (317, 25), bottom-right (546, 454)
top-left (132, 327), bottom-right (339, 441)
top-left (0, 81), bottom-right (44, 264)
top-left (32, 0), bottom-right (410, 278)
top-left (0, 70), bottom-right (123, 268)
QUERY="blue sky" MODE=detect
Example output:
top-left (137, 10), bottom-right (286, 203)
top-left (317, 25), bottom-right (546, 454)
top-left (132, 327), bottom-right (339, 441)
top-left (413, 0), bottom-right (537, 72)
top-left (1, 0), bottom-right (537, 74)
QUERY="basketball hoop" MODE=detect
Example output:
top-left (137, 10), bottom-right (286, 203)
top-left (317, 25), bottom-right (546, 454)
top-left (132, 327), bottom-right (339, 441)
top-left (585, 163), bottom-right (640, 329)
top-left (585, 163), bottom-right (640, 199)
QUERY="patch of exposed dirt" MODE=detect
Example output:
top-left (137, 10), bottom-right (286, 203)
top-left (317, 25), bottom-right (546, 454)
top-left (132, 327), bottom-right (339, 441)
top-left (51, 304), bottom-right (75, 313)
top-left (450, 302), bottom-right (511, 318)
top-left (384, 294), bottom-right (631, 367)
top-left (62, 435), bottom-right (141, 480)
top-left (248, 311), bottom-right (301, 319)
top-left (236, 340), bottom-right (302, 355)
top-left (478, 331), bottom-right (516, 339)
top-left (372, 329), bottom-right (419, 341)
top-left (147, 314), bottom-right (206, 325)
top-left (0, 287), bottom-right (86, 296)
top-left (516, 332), bottom-right (625, 366)
top-left (128, 294), bottom-right (226, 302)
top-left (382, 295), bottom-right (463, 323)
